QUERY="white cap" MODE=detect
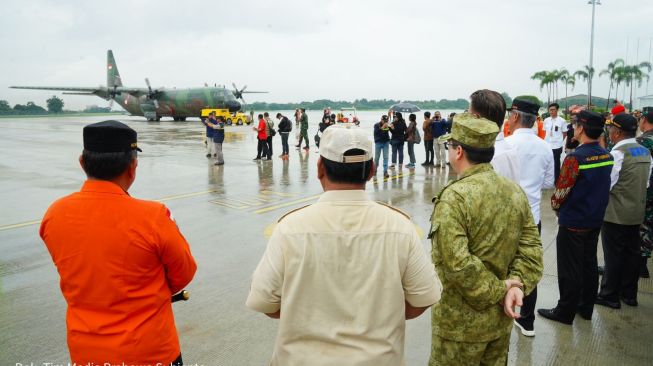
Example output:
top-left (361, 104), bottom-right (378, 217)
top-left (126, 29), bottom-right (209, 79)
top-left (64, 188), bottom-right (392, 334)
top-left (319, 124), bottom-right (373, 163)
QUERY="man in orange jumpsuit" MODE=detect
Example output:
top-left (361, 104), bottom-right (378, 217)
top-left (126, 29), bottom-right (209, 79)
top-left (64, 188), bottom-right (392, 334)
top-left (39, 120), bottom-right (197, 365)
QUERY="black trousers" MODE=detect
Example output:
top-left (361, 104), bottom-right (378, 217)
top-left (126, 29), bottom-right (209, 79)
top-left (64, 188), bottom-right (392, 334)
top-left (599, 221), bottom-right (641, 301)
top-left (552, 147), bottom-right (563, 184)
top-left (519, 222), bottom-right (541, 327)
top-left (281, 133), bottom-right (289, 155)
top-left (256, 139), bottom-right (268, 159)
top-left (266, 136), bottom-right (273, 157)
top-left (555, 226), bottom-right (601, 319)
top-left (171, 353), bottom-right (183, 366)
top-left (424, 139), bottom-right (434, 163)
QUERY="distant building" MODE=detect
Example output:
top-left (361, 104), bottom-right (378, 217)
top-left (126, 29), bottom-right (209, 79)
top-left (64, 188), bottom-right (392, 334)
top-left (637, 95), bottom-right (653, 111)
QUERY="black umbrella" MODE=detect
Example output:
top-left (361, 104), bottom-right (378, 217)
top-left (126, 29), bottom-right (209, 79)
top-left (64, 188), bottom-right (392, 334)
top-left (389, 102), bottom-right (421, 113)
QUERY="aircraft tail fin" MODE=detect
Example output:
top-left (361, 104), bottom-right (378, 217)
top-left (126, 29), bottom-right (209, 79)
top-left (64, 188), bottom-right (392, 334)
top-left (107, 50), bottom-right (122, 88)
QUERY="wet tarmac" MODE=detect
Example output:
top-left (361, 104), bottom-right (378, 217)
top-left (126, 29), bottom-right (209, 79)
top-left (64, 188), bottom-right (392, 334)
top-left (1, 115), bottom-right (651, 365)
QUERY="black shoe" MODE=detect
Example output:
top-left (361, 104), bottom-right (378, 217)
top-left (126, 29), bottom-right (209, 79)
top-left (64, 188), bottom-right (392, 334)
top-left (214, 162), bottom-right (224, 166)
top-left (213, 153), bottom-right (217, 157)
top-left (576, 309), bottom-right (592, 320)
top-left (513, 318), bottom-right (535, 337)
top-left (620, 297), bottom-right (638, 307)
top-left (595, 296), bottom-right (621, 309)
top-left (421, 161), bottom-right (429, 166)
top-left (206, 154), bottom-right (211, 158)
top-left (537, 308), bottom-right (573, 325)
top-left (598, 266), bottom-right (604, 276)
top-left (253, 157), bottom-right (261, 161)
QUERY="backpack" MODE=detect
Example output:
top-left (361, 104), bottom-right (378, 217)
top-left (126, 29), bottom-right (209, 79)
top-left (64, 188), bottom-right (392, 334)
top-left (414, 127), bottom-right (422, 144)
top-left (267, 120), bottom-right (276, 137)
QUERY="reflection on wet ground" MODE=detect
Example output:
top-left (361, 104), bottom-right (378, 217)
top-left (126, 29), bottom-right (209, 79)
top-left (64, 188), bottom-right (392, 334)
top-left (0, 116), bottom-right (651, 365)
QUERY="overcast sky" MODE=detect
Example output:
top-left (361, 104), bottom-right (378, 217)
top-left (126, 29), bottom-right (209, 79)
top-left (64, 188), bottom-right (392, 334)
top-left (1, 0), bottom-right (652, 110)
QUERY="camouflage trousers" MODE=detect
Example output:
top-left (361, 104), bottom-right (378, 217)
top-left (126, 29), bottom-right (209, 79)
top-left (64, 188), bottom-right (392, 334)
top-left (429, 333), bottom-right (510, 366)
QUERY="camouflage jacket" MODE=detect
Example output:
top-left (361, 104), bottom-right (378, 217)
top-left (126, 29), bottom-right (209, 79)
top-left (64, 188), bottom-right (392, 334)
top-left (429, 163), bottom-right (543, 342)
top-left (636, 129), bottom-right (653, 254)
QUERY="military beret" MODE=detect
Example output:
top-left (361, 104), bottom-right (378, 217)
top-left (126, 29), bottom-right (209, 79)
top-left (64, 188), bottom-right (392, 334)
top-left (643, 111), bottom-right (653, 123)
top-left (83, 120), bottom-right (142, 153)
top-left (439, 113), bottom-right (499, 149)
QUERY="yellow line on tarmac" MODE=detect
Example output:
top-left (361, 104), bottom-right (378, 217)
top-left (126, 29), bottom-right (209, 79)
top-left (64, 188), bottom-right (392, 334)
top-left (0, 190), bottom-right (219, 232)
top-left (0, 219), bottom-right (41, 231)
top-left (254, 195), bottom-right (321, 214)
top-left (156, 189), bottom-right (218, 202)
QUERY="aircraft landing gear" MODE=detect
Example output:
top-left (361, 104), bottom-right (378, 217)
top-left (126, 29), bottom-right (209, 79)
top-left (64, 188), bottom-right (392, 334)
top-left (172, 117), bottom-right (187, 122)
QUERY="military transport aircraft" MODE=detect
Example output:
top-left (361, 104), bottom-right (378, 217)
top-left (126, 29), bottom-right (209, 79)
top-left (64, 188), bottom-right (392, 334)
top-left (10, 50), bottom-right (265, 121)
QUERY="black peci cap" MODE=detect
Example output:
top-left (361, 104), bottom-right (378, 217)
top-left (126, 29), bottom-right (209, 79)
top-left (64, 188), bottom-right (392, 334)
top-left (577, 110), bottom-right (605, 129)
top-left (83, 120), bottom-right (142, 153)
top-left (607, 113), bottom-right (638, 132)
top-left (507, 98), bottom-right (540, 116)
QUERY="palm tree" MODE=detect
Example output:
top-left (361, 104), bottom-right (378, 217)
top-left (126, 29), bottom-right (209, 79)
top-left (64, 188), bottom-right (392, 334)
top-left (599, 58), bottom-right (625, 110)
top-left (574, 65), bottom-right (594, 107)
top-left (574, 65), bottom-right (595, 107)
top-left (551, 69), bottom-right (564, 103)
top-left (623, 62), bottom-right (652, 110)
top-left (613, 66), bottom-right (627, 106)
top-left (531, 71), bottom-right (552, 105)
top-left (573, 69), bottom-right (589, 102)
top-left (558, 69), bottom-right (575, 113)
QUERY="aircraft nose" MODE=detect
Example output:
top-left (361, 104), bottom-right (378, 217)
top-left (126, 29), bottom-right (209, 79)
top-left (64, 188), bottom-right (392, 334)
top-left (227, 101), bottom-right (241, 112)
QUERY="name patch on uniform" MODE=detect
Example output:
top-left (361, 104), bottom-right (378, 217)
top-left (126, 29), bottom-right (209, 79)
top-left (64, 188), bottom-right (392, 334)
top-left (629, 147), bottom-right (649, 157)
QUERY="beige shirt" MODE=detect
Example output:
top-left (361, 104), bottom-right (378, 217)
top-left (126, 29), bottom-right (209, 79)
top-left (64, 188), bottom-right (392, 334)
top-left (246, 190), bottom-right (441, 366)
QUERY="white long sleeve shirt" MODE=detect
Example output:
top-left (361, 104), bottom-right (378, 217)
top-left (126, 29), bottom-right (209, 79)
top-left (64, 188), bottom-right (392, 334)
top-left (491, 132), bottom-right (520, 183)
top-left (505, 128), bottom-right (555, 224)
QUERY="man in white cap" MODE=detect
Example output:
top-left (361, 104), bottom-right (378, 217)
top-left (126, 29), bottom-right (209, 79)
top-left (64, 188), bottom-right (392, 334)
top-left (246, 124), bottom-right (442, 366)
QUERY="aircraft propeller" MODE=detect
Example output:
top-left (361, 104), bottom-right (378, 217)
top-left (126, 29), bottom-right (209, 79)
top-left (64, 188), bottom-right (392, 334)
top-left (231, 83), bottom-right (248, 104)
top-left (145, 78), bottom-right (160, 109)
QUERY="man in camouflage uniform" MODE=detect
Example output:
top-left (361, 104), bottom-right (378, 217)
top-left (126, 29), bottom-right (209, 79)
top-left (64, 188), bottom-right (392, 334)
top-left (637, 111), bottom-right (653, 278)
top-left (429, 113), bottom-right (544, 365)
top-left (297, 108), bottom-right (310, 150)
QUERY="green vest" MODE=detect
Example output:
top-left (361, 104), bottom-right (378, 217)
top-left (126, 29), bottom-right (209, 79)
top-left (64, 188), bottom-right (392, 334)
top-left (604, 141), bottom-right (651, 225)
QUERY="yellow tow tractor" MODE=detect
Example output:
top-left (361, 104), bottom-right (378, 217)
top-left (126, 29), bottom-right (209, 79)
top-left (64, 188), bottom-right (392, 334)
top-left (201, 109), bottom-right (251, 125)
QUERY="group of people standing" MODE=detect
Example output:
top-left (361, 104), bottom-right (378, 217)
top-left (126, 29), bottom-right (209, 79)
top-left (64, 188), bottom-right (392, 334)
top-left (466, 90), bottom-right (653, 340)
top-left (36, 89), bottom-right (653, 365)
top-left (253, 109), bottom-right (309, 160)
top-left (373, 110), bottom-right (454, 178)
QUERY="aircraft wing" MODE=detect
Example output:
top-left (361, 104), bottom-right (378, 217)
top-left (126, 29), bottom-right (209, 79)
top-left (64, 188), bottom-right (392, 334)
top-left (10, 86), bottom-right (102, 92)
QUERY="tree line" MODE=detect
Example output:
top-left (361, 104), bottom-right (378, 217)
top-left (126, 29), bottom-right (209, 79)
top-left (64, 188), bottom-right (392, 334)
top-left (532, 59), bottom-right (652, 111)
top-left (246, 97), bottom-right (479, 111)
top-left (0, 96), bottom-right (113, 116)
top-left (0, 96), bottom-right (64, 115)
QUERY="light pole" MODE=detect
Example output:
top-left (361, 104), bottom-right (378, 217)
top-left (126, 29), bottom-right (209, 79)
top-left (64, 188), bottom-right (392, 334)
top-left (587, 0), bottom-right (601, 107)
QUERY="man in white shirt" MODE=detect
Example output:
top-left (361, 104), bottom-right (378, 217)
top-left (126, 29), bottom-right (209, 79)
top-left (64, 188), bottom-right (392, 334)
top-left (246, 124), bottom-right (442, 366)
top-left (505, 98), bottom-right (555, 337)
top-left (469, 89), bottom-right (520, 182)
top-left (543, 103), bottom-right (568, 184)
